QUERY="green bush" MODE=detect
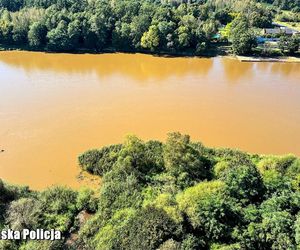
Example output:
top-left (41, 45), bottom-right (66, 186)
top-left (163, 132), bottom-right (212, 188)
top-left (76, 188), bottom-right (98, 212)
top-left (120, 206), bottom-right (181, 250)
top-left (78, 144), bottom-right (122, 175)
top-left (37, 186), bottom-right (78, 232)
top-left (224, 164), bottom-right (265, 204)
top-left (258, 155), bottom-right (297, 175)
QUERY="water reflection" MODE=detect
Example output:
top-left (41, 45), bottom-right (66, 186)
top-left (269, 63), bottom-right (300, 78)
top-left (0, 52), bottom-right (214, 82)
top-left (220, 58), bottom-right (254, 83)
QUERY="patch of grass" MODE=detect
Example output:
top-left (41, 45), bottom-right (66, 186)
top-left (275, 21), bottom-right (300, 32)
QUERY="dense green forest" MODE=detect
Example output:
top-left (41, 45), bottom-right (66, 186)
top-left (0, 0), bottom-right (299, 55)
top-left (1, 132), bottom-right (300, 249)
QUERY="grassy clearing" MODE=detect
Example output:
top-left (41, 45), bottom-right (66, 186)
top-left (275, 21), bottom-right (300, 32)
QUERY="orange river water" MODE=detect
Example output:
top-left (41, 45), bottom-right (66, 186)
top-left (0, 51), bottom-right (299, 189)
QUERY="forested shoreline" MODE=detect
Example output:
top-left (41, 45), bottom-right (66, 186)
top-left (0, 0), bottom-right (299, 56)
top-left (1, 132), bottom-right (300, 249)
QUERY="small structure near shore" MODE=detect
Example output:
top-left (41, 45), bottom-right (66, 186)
top-left (262, 27), bottom-right (295, 36)
top-left (262, 23), bottom-right (300, 36)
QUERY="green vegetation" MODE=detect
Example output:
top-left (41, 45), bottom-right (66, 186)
top-left (260, 0), bottom-right (300, 12)
top-left (279, 35), bottom-right (300, 53)
top-left (2, 132), bottom-right (300, 249)
top-left (0, 0), bottom-right (298, 56)
top-left (230, 15), bottom-right (258, 55)
top-left (276, 10), bottom-right (300, 23)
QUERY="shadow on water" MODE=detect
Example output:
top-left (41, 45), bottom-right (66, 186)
top-left (0, 51), bottom-right (215, 82)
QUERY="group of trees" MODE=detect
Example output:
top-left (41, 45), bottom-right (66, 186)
top-left (276, 11), bottom-right (300, 22)
top-left (2, 132), bottom-right (300, 249)
top-left (279, 35), bottom-right (300, 54)
top-left (0, 0), bottom-right (295, 55)
top-left (0, 0), bottom-right (227, 54)
top-left (230, 15), bottom-right (258, 55)
top-left (259, 0), bottom-right (300, 12)
top-left (0, 180), bottom-right (98, 249)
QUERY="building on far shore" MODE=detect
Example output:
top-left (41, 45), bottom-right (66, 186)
top-left (258, 23), bottom-right (300, 44)
top-left (262, 22), bottom-right (300, 36)
top-left (262, 27), bottom-right (297, 36)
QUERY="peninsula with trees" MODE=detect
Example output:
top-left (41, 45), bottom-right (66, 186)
top-left (1, 133), bottom-right (300, 249)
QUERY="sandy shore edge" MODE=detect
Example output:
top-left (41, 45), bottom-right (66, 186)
top-left (235, 55), bottom-right (300, 63)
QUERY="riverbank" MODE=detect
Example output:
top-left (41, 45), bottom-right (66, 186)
top-left (0, 43), bottom-right (224, 57)
top-left (236, 55), bottom-right (300, 63)
top-left (1, 43), bottom-right (299, 63)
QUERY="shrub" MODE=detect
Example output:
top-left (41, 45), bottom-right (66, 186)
top-left (37, 187), bottom-right (78, 232)
top-left (163, 132), bottom-right (211, 188)
top-left (258, 155), bottom-right (296, 175)
top-left (224, 164), bottom-right (265, 204)
top-left (120, 206), bottom-right (180, 250)
top-left (78, 144), bottom-right (122, 175)
top-left (177, 181), bottom-right (238, 242)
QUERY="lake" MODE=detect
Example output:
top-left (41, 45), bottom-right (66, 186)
top-left (0, 51), bottom-right (299, 189)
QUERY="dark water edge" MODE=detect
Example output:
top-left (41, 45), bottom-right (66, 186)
top-left (0, 42), bottom-right (230, 58)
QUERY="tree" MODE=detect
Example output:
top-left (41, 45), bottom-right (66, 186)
top-left (279, 35), bottom-right (288, 53)
top-left (47, 20), bottom-right (70, 51)
top-left (257, 155), bottom-right (296, 175)
top-left (118, 135), bottom-right (164, 178)
top-left (120, 206), bottom-right (180, 250)
top-left (260, 191), bottom-right (300, 215)
top-left (0, 0), bottom-right (23, 11)
top-left (28, 22), bottom-right (47, 48)
top-left (19, 240), bottom-right (65, 250)
top-left (97, 163), bottom-right (143, 216)
top-left (67, 19), bottom-right (81, 49)
top-left (112, 21), bottom-right (132, 49)
top-left (37, 186), bottom-right (78, 232)
top-left (11, 11), bottom-right (30, 44)
top-left (177, 181), bottom-right (238, 244)
top-left (225, 164), bottom-right (265, 204)
top-left (91, 208), bottom-right (136, 250)
top-left (88, 14), bottom-right (109, 50)
top-left (261, 170), bottom-right (290, 197)
top-left (157, 239), bottom-right (181, 250)
top-left (230, 15), bottom-right (257, 55)
top-left (157, 21), bottom-right (176, 50)
top-left (248, 4), bottom-right (273, 28)
top-left (177, 25), bottom-right (191, 49)
top-left (78, 145), bottom-right (121, 176)
top-left (163, 132), bottom-right (211, 188)
top-left (279, 35), bottom-right (300, 55)
top-left (6, 198), bottom-right (39, 230)
top-left (286, 159), bottom-right (300, 179)
top-left (141, 25), bottom-right (160, 51)
top-left (202, 19), bottom-right (218, 40)
top-left (295, 213), bottom-right (300, 247)
top-left (0, 19), bottom-right (13, 44)
top-left (76, 188), bottom-right (98, 212)
top-left (241, 211), bottom-right (296, 249)
top-left (130, 14), bottom-right (151, 49)
top-left (181, 234), bottom-right (201, 250)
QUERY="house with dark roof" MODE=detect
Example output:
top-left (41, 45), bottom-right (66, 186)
top-left (262, 27), bottom-right (296, 36)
